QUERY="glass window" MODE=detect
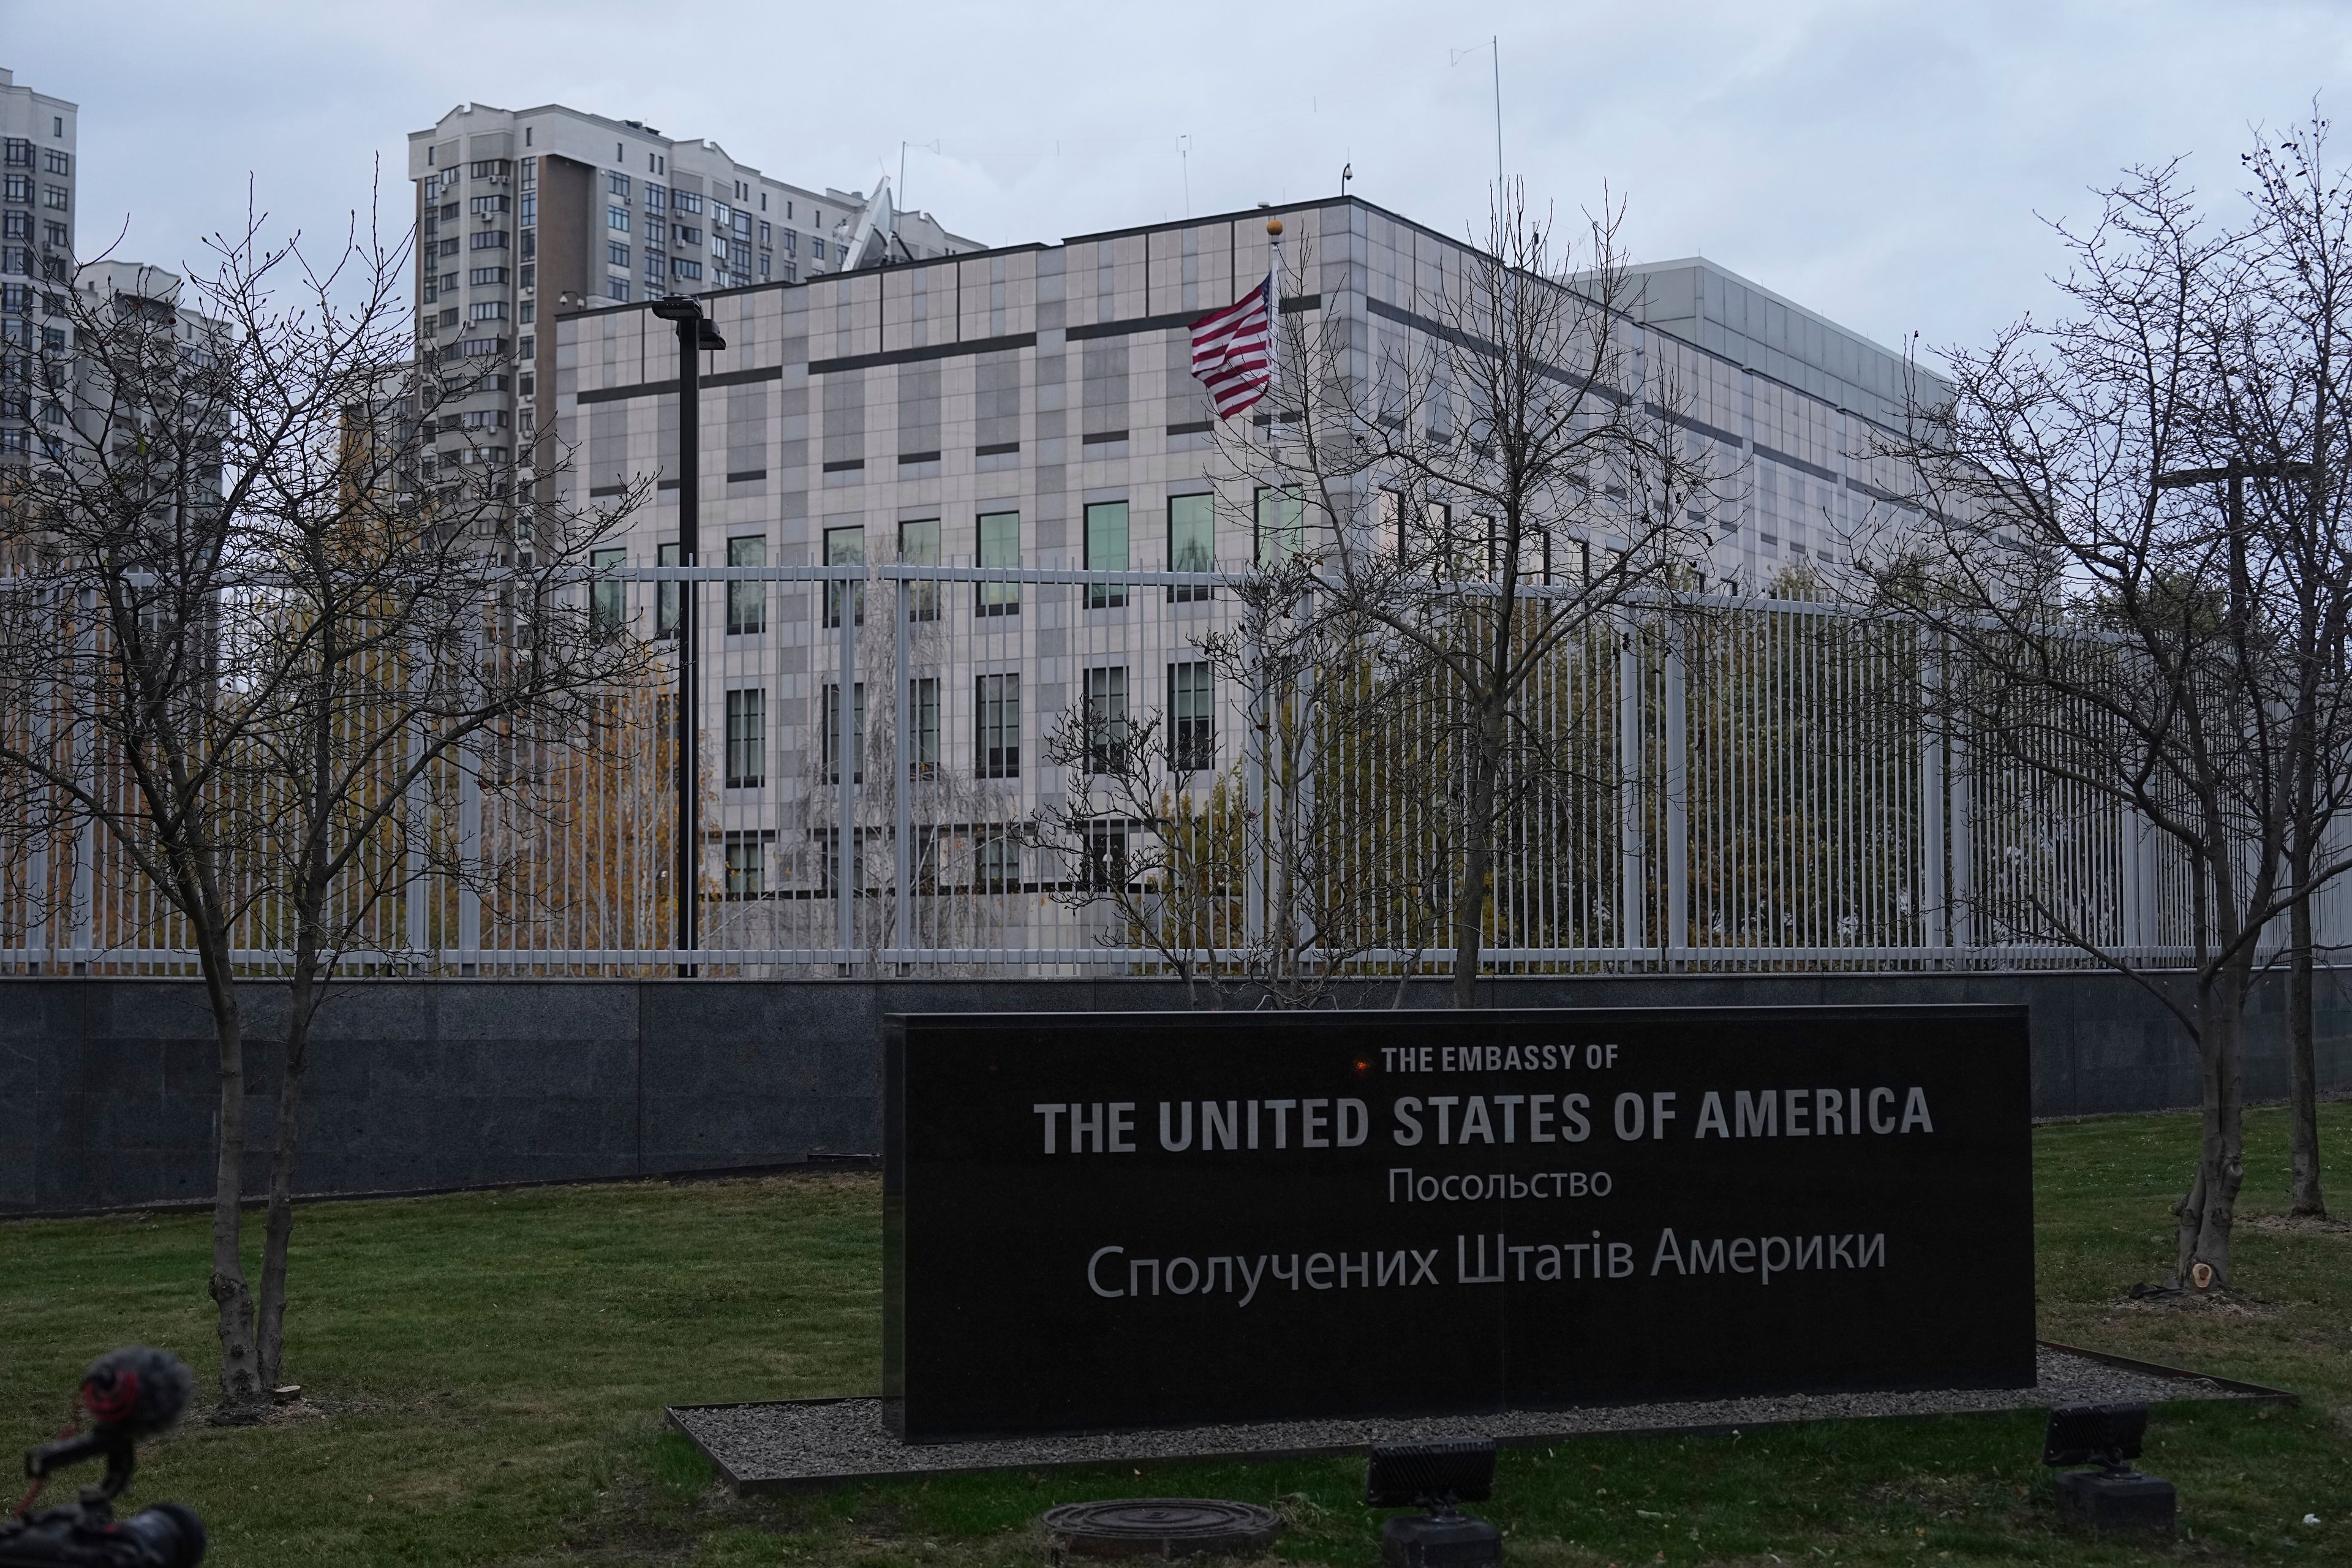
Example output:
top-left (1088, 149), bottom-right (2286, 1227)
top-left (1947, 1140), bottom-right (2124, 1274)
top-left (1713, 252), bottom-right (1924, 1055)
top-left (723, 832), bottom-right (764, 898)
top-left (1082, 820), bottom-right (1128, 892)
top-left (724, 688), bottom-right (765, 788)
top-left (1084, 500), bottom-right (1128, 609)
top-left (608, 206), bottom-right (629, 232)
top-left (726, 535), bottom-right (766, 634)
top-left (608, 243), bottom-right (630, 268)
top-left (824, 524), bottom-right (864, 627)
top-left (657, 541), bottom-right (680, 638)
top-left (976, 674), bottom-right (1019, 778)
top-left (976, 510), bottom-right (1019, 616)
top-left (608, 172), bottom-right (631, 198)
top-left (1169, 492), bottom-right (1214, 601)
top-left (976, 826), bottom-right (1018, 893)
top-left (1255, 486), bottom-right (1304, 565)
top-left (605, 278), bottom-right (629, 303)
top-left (899, 518), bottom-right (939, 622)
top-left (1084, 666), bottom-right (1128, 774)
top-left (1170, 662), bottom-right (1215, 772)
top-left (823, 682), bottom-right (865, 784)
top-left (909, 677), bottom-right (940, 777)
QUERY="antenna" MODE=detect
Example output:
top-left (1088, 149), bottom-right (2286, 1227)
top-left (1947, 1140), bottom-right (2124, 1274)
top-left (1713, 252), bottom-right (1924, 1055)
top-left (1180, 134), bottom-right (1193, 217)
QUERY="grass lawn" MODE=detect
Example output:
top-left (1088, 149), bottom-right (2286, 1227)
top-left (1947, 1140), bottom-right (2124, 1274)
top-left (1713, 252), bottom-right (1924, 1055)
top-left (4, 1104), bottom-right (2350, 1566)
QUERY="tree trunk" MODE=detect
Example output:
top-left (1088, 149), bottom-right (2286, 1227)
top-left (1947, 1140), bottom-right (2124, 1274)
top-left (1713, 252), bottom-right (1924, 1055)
top-left (1450, 705), bottom-right (1504, 1009)
top-left (255, 973), bottom-right (312, 1392)
top-left (201, 949), bottom-right (261, 1415)
top-left (2289, 865), bottom-right (2328, 1218)
top-left (2177, 964), bottom-right (2250, 1287)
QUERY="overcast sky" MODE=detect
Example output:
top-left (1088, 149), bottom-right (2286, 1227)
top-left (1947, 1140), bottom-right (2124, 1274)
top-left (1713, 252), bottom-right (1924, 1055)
top-left (7, 0), bottom-right (2348, 363)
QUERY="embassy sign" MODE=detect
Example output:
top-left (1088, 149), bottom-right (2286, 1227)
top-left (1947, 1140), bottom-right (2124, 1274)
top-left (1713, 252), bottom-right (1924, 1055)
top-left (881, 1006), bottom-right (2033, 1442)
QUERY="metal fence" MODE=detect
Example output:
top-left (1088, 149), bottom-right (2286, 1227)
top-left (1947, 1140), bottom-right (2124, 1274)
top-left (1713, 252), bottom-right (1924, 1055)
top-left (1, 560), bottom-right (2326, 977)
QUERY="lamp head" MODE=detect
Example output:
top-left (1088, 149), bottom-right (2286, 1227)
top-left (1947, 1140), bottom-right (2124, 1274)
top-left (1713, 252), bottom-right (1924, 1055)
top-left (649, 295), bottom-right (703, 322)
top-left (2044, 1403), bottom-right (2148, 1472)
top-left (1366, 1436), bottom-right (1496, 1512)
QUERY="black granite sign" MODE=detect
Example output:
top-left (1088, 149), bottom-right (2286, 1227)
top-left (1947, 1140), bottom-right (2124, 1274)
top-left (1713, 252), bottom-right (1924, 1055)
top-left (882, 1006), bottom-right (2034, 1442)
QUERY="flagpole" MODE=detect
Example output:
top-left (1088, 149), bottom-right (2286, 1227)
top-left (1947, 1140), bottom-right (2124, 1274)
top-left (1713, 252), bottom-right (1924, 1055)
top-left (1266, 216), bottom-right (1282, 399)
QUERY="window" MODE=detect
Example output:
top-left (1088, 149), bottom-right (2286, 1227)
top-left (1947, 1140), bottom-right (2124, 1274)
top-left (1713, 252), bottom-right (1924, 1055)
top-left (675, 190), bottom-right (702, 214)
top-left (518, 334), bottom-right (535, 358)
top-left (469, 194), bottom-right (509, 215)
top-left (1, 213), bottom-right (21, 239)
top-left (1084, 666), bottom-right (1128, 774)
top-left (608, 172), bottom-right (631, 198)
top-left (908, 677), bottom-right (940, 777)
top-left (1375, 488), bottom-right (1403, 556)
top-left (468, 301), bottom-right (506, 320)
top-left (518, 192), bottom-right (535, 224)
top-left (724, 688), bottom-right (765, 788)
top-left (759, 221), bottom-right (771, 244)
top-left (671, 257), bottom-right (701, 281)
top-left (1170, 662), bottom-right (1215, 771)
top-left (519, 301), bottom-right (534, 325)
top-left (726, 535), bottom-right (766, 633)
top-left (42, 149), bottom-right (67, 176)
top-left (469, 230), bottom-right (508, 250)
top-left (468, 266), bottom-right (508, 285)
top-left (1255, 486), bottom-right (1304, 565)
top-left (976, 674), bottom-right (1019, 778)
top-left (608, 243), bottom-right (630, 268)
top-left (646, 185), bottom-right (667, 212)
top-left (657, 541), bottom-right (680, 638)
top-left (608, 206), bottom-right (629, 233)
top-left (40, 221), bottom-right (64, 247)
top-left (591, 546), bottom-right (626, 637)
top-left (823, 682), bottom-right (865, 783)
top-left (1169, 492), bottom-right (1215, 600)
top-left (42, 186), bottom-right (66, 211)
top-left (976, 510), bottom-right (1019, 616)
top-left (811, 239), bottom-right (826, 262)
top-left (673, 224), bottom-right (703, 247)
top-left (518, 230), bottom-right (533, 260)
top-left (2, 175), bottom-right (28, 203)
top-left (976, 827), bottom-right (1019, 893)
top-left (1, 140), bottom-right (28, 168)
top-left (723, 833), bottom-right (766, 898)
top-left (605, 279), bottom-right (629, 303)
top-left (469, 159), bottom-right (511, 179)
top-left (823, 524), bottom-right (864, 627)
top-left (1084, 500), bottom-right (1128, 608)
top-left (712, 200), bottom-right (733, 229)
top-left (778, 230), bottom-right (797, 255)
top-left (899, 518), bottom-right (940, 621)
top-left (458, 409), bottom-right (507, 429)
top-left (1082, 821), bottom-right (1128, 892)
top-left (440, 238), bottom-right (460, 257)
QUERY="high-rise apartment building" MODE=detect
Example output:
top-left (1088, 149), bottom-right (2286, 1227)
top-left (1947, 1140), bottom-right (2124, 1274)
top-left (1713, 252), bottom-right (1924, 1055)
top-left (405, 100), bottom-right (978, 551)
top-left (0, 66), bottom-right (78, 471)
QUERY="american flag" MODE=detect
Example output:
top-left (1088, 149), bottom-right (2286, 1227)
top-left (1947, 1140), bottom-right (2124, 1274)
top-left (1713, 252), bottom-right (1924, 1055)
top-left (1189, 276), bottom-right (1275, 420)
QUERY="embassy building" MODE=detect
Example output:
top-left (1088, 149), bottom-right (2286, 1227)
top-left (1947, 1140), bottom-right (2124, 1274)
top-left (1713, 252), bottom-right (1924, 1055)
top-left (548, 197), bottom-right (1945, 928)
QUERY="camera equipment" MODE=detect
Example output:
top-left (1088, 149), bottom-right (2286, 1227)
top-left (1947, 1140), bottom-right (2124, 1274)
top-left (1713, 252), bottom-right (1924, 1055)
top-left (2043, 1402), bottom-right (2174, 1535)
top-left (1, 1348), bottom-right (206, 1566)
top-left (1366, 1437), bottom-right (1501, 1567)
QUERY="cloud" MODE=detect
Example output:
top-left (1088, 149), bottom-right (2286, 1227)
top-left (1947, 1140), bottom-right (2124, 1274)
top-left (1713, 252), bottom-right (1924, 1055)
top-left (13, 0), bottom-right (2351, 360)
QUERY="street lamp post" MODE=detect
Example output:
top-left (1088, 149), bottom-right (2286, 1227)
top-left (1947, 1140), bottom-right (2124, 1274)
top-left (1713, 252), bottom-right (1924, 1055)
top-left (650, 295), bottom-right (726, 977)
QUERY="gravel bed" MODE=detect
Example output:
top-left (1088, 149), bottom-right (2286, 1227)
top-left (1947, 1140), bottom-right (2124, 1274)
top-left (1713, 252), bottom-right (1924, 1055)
top-left (671, 1346), bottom-right (2260, 1491)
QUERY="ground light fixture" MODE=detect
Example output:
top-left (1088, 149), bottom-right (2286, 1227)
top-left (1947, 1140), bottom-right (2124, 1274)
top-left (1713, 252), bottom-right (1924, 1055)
top-left (1365, 1436), bottom-right (1502, 1566)
top-left (2043, 1401), bottom-right (2175, 1534)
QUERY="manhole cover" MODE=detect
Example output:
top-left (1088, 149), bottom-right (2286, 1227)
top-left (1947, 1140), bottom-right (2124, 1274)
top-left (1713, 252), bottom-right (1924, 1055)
top-left (1042, 1498), bottom-right (1285, 1558)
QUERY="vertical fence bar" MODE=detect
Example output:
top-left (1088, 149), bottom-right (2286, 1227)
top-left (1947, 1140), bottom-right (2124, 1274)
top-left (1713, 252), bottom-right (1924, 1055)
top-left (1616, 619), bottom-right (1645, 956)
top-left (894, 574), bottom-right (913, 968)
top-left (70, 589), bottom-right (94, 970)
top-left (1244, 625), bottom-right (1265, 954)
top-left (1662, 618), bottom-right (1688, 962)
top-left (1950, 722), bottom-right (1975, 959)
top-left (1921, 630), bottom-right (1946, 957)
top-left (836, 570), bottom-right (858, 961)
top-left (456, 733), bottom-right (481, 973)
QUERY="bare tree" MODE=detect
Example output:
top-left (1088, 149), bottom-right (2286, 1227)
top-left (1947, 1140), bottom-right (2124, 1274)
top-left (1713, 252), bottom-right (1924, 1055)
top-left (2195, 116), bottom-right (2352, 1219)
top-left (1252, 185), bottom-right (1721, 1005)
top-left (1027, 550), bottom-right (1448, 1007)
top-left (0, 204), bottom-right (650, 1412)
top-left (1857, 151), bottom-right (2352, 1287)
